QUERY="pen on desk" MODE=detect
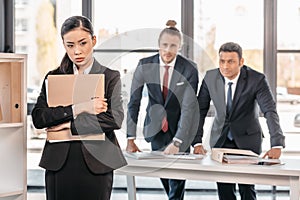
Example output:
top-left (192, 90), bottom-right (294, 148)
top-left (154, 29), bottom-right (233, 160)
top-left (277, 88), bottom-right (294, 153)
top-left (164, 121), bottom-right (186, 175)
top-left (174, 152), bottom-right (189, 155)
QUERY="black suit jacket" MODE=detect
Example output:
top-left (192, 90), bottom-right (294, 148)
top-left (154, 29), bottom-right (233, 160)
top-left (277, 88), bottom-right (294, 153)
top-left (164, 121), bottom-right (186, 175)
top-left (127, 54), bottom-right (199, 151)
top-left (32, 59), bottom-right (127, 174)
top-left (193, 65), bottom-right (285, 154)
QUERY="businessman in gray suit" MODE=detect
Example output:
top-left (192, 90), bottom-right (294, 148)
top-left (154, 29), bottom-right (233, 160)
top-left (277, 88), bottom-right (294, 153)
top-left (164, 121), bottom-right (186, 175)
top-left (193, 42), bottom-right (285, 200)
top-left (126, 20), bottom-right (199, 200)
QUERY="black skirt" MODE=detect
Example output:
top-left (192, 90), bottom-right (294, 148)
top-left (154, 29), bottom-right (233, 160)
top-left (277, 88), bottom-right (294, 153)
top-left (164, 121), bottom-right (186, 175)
top-left (45, 142), bottom-right (113, 200)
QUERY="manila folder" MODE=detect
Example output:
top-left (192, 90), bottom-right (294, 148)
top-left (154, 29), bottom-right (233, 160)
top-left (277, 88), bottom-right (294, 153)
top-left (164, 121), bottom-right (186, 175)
top-left (47, 74), bottom-right (105, 106)
top-left (46, 74), bottom-right (105, 141)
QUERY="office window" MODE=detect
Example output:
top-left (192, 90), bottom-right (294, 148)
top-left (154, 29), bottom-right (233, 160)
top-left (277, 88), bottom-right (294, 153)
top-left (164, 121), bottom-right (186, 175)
top-left (277, 0), bottom-right (300, 89)
top-left (15, 45), bottom-right (27, 53)
top-left (277, 1), bottom-right (300, 138)
top-left (194, 0), bottom-right (264, 76)
top-left (15, 18), bottom-right (28, 32)
top-left (92, 0), bottom-right (181, 67)
top-left (278, 0), bottom-right (300, 50)
top-left (15, 0), bottom-right (29, 7)
top-left (277, 53), bottom-right (300, 88)
top-left (93, 0), bottom-right (181, 49)
top-left (14, 0), bottom-right (82, 86)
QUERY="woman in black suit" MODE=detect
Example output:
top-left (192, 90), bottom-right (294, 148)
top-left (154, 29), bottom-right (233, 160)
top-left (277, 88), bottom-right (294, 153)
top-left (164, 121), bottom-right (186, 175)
top-left (32, 15), bottom-right (127, 200)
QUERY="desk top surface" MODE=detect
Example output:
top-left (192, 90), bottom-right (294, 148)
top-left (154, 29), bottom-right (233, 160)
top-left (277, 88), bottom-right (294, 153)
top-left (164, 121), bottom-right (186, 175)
top-left (119, 154), bottom-right (300, 176)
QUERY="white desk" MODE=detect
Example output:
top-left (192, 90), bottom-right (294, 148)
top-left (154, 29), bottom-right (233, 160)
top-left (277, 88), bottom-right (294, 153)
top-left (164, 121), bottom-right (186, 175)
top-left (115, 155), bottom-right (300, 200)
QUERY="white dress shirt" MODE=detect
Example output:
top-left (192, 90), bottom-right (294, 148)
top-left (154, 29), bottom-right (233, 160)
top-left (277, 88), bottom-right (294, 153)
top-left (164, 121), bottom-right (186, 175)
top-left (159, 56), bottom-right (176, 91)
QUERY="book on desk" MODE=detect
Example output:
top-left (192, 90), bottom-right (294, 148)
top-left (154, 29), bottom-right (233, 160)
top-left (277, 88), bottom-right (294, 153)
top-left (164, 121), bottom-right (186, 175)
top-left (211, 148), bottom-right (283, 165)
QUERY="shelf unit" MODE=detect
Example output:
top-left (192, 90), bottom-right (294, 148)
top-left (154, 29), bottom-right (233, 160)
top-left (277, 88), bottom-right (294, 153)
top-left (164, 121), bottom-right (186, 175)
top-left (0, 53), bottom-right (27, 200)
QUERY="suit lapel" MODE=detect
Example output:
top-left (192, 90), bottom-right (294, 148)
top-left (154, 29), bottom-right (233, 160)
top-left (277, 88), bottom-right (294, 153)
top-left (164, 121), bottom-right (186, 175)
top-left (164, 56), bottom-right (183, 105)
top-left (151, 55), bottom-right (165, 104)
top-left (216, 71), bottom-right (227, 115)
top-left (89, 59), bottom-right (105, 74)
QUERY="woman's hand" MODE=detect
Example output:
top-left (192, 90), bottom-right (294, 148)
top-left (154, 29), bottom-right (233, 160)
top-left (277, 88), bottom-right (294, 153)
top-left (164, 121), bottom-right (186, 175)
top-left (92, 97), bottom-right (108, 114)
top-left (73, 98), bottom-right (107, 116)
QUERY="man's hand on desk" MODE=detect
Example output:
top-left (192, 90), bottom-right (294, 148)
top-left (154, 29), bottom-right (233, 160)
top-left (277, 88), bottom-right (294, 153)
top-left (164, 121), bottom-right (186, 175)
top-left (262, 148), bottom-right (281, 159)
top-left (193, 145), bottom-right (207, 155)
top-left (163, 143), bottom-right (180, 155)
top-left (46, 121), bottom-right (71, 132)
top-left (126, 139), bottom-right (141, 152)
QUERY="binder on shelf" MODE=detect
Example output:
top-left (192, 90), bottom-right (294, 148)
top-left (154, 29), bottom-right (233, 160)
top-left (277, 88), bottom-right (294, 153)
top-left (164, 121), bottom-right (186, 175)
top-left (46, 74), bottom-right (105, 142)
top-left (0, 59), bottom-right (22, 123)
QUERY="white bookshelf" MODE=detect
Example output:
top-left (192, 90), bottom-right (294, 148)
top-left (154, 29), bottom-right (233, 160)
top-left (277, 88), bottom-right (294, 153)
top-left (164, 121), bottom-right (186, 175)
top-left (0, 53), bottom-right (27, 200)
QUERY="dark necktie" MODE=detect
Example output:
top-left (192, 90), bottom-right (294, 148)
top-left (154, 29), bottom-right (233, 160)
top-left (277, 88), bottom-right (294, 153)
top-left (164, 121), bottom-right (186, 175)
top-left (162, 66), bottom-right (170, 132)
top-left (227, 82), bottom-right (233, 140)
top-left (162, 65), bottom-right (170, 101)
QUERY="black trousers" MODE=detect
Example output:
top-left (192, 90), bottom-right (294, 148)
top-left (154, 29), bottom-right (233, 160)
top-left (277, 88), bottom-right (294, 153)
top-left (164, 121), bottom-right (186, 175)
top-left (151, 131), bottom-right (186, 200)
top-left (217, 138), bottom-right (257, 200)
top-left (45, 142), bottom-right (113, 200)
top-left (160, 178), bottom-right (185, 200)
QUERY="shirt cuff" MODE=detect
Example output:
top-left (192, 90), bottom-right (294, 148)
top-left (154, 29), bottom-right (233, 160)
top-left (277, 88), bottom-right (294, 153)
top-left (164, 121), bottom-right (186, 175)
top-left (193, 143), bottom-right (202, 147)
top-left (272, 146), bottom-right (283, 149)
top-left (72, 105), bottom-right (77, 119)
top-left (173, 137), bottom-right (182, 144)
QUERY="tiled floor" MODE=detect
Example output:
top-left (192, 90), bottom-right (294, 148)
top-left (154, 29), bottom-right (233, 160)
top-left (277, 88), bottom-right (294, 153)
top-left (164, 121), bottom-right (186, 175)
top-left (27, 189), bottom-right (290, 200)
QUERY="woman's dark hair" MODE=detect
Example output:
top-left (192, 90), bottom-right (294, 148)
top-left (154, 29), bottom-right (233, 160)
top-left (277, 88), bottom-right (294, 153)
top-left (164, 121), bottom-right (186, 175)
top-left (59, 16), bottom-right (94, 73)
top-left (158, 20), bottom-right (182, 45)
top-left (218, 42), bottom-right (243, 60)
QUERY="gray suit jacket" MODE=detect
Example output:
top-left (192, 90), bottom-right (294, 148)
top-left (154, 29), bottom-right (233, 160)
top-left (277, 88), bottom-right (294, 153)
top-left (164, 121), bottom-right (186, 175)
top-left (193, 65), bottom-right (285, 154)
top-left (127, 54), bottom-right (199, 151)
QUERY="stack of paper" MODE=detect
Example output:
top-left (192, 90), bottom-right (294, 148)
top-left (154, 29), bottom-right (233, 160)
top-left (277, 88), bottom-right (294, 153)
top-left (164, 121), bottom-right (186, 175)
top-left (223, 154), bottom-right (259, 164)
top-left (124, 151), bottom-right (204, 160)
top-left (124, 151), bottom-right (165, 159)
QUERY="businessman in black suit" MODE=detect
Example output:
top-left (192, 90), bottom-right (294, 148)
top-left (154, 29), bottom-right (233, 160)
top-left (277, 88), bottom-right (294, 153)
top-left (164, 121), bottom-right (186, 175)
top-left (193, 42), bottom-right (285, 200)
top-left (126, 20), bottom-right (199, 200)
